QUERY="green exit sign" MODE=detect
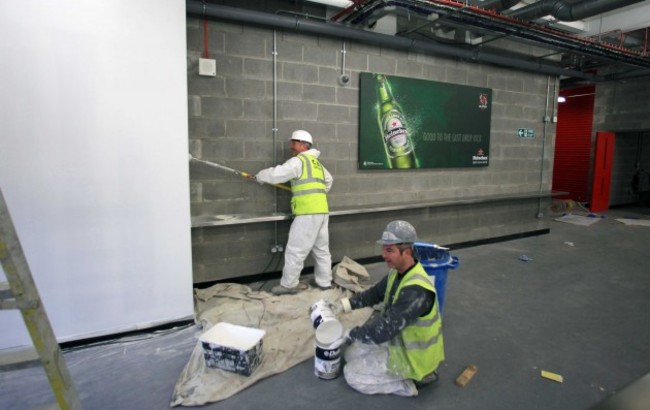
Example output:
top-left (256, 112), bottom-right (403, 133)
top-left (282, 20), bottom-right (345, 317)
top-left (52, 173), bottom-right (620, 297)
top-left (518, 128), bottom-right (535, 138)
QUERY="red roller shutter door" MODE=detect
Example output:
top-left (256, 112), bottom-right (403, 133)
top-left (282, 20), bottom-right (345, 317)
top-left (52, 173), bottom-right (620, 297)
top-left (552, 86), bottom-right (595, 203)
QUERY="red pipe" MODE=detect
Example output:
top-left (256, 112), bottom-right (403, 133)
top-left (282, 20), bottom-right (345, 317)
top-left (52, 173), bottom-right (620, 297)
top-left (330, 0), bottom-right (366, 22)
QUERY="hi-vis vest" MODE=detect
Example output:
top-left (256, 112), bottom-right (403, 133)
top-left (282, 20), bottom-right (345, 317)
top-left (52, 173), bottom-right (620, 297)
top-left (382, 262), bottom-right (445, 381)
top-left (291, 153), bottom-right (329, 215)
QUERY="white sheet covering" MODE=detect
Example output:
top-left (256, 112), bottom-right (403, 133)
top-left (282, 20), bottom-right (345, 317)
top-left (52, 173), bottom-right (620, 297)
top-left (616, 217), bottom-right (650, 227)
top-left (170, 283), bottom-right (372, 407)
top-left (554, 213), bottom-right (602, 226)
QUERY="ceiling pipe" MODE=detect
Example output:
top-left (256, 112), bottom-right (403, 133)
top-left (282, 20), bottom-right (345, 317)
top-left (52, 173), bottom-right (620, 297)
top-left (472, 0), bottom-right (522, 12)
top-left (186, 1), bottom-right (596, 80)
top-left (338, 0), bottom-right (650, 70)
top-left (602, 67), bottom-right (650, 80)
top-left (443, 0), bottom-right (521, 42)
top-left (506, 0), bottom-right (644, 22)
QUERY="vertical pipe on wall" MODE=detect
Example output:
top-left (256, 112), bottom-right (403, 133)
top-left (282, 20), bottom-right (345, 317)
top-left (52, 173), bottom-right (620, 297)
top-left (340, 40), bottom-right (347, 76)
top-left (551, 76), bottom-right (559, 122)
top-left (272, 30), bottom-right (279, 246)
top-left (538, 75), bottom-right (552, 218)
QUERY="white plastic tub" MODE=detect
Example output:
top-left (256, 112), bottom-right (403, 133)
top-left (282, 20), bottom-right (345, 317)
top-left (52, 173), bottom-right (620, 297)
top-left (199, 322), bottom-right (266, 376)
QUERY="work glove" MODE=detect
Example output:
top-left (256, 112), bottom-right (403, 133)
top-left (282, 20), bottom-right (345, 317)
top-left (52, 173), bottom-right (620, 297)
top-left (328, 298), bottom-right (352, 315)
top-left (343, 328), bottom-right (353, 345)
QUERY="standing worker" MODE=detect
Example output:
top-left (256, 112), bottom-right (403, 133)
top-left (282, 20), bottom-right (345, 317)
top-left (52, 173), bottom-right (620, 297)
top-left (254, 130), bottom-right (334, 295)
top-left (332, 220), bottom-right (444, 396)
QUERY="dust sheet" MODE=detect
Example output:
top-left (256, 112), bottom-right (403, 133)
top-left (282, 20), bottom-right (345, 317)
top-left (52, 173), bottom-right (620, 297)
top-left (170, 283), bottom-right (372, 407)
top-left (554, 213), bottom-right (602, 226)
top-left (616, 217), bottom-right (650, 227)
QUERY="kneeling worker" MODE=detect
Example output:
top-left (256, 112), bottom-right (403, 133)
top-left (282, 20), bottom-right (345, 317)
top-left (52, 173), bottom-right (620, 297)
top-left (333, 220), bottom-right (444, 396)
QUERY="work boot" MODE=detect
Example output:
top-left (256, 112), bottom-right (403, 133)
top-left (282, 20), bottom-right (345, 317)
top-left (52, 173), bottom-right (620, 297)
top-left (271, 285), bottom-right (299, 295)
top-left (414, 371), bottom-right (439, 389)
top-left (309, 278), bottom-right (333, 290)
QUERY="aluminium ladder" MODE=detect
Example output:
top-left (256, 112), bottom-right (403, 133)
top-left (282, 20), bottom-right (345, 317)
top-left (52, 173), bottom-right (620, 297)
top-left (0, 187), bottom-right (81, 410)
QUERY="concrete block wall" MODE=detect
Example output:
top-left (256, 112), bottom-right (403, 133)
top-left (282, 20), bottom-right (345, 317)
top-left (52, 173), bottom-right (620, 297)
top-left (594, 74), bottom-right (650, 132)
top-left (593, 74), bottom-right (650, 206)
top-left (187, 16), bottom-right (556, 283)
top-left (607, 130), bottom-right (650, 206)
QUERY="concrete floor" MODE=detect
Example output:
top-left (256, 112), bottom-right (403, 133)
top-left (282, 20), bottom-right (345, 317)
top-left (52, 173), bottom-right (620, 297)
top-left (1, 206), bottom-right (650, 410)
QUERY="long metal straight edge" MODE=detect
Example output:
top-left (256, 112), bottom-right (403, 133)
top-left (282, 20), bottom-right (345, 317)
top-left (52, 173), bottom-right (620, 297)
top-left (0, 188), bottom-right (81, 410)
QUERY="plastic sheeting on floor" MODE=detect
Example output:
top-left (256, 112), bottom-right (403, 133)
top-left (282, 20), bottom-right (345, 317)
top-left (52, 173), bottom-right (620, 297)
top-left (170, 283), bottom-right (372, 407)
top-left (616, 217), bottom-right (650, 227)
top-left (554, 213), bottom-right (602, 226)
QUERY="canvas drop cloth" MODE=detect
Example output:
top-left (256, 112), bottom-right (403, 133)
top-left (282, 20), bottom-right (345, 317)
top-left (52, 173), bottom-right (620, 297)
top-left (554, 213), bottom-right (602, 226)
top-left (616, 217), bottom-right (650, 227)
top-left (171, 266), bottom-right (374, 407)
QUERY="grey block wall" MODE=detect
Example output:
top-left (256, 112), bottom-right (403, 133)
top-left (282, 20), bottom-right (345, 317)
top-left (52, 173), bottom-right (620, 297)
top-left (593, 74), bottom-right (650, 206)
top-left (609, 130), bottom-right (650, 206)
top-left (187, 17), bottom-right (557, 284)
top-left (594, 74), bottom-right (650, 133)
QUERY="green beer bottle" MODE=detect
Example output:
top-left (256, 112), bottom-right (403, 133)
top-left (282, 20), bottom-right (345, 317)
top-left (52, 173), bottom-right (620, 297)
top-left (375, 74), bottom-right (418, 169)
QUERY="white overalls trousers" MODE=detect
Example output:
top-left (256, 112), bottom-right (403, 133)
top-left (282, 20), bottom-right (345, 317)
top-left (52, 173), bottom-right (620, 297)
top-left (282, 213), bottom-right (331, 288)
top-left (255, 149), bottom-right (333, 288)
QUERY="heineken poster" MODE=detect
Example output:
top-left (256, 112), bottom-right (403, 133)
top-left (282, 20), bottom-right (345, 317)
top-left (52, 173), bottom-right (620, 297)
top-left (359, 72), bottom-right (492, 169)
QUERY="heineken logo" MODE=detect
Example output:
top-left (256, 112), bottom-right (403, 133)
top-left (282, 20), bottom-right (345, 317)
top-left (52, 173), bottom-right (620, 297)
top-left (363, 161), bottom-right (385, 167)
top-left (384, 127), bottom-right (407, 139)
top-left (479, 93), bottom-right (489, 109)
top-left (472, 148), bottom-right (488, 164)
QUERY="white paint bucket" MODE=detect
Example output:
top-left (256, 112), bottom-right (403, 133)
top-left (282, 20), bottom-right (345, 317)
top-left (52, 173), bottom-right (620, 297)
top-left (309, 300), bottom-right (343, 345)
top-left (310, 299), bottom-right (344, 379)
top-left (314, 336), bottom-right (344, 380)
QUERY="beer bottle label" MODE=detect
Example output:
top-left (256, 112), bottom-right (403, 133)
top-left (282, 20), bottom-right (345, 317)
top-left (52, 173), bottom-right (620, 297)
top-left (382, 110), bottom-right (413, 158)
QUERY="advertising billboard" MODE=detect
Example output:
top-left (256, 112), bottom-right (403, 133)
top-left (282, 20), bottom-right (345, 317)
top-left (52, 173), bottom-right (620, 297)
top-left (359, 73), bottom-right (492, 169)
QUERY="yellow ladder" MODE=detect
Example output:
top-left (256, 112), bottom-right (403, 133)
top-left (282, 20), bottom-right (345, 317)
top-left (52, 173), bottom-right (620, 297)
top-left (0, 188), bottom-right (81, 410)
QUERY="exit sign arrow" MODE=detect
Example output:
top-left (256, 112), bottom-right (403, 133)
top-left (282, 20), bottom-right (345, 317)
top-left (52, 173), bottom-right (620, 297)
top-left (518, 128), bottom-right (535, 138)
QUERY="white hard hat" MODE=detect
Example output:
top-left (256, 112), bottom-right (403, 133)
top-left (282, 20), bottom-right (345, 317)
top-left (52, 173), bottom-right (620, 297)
top-left (291, 130), bottom-right (313, 144)
top-left (377, 220), bottom-right (417, 245)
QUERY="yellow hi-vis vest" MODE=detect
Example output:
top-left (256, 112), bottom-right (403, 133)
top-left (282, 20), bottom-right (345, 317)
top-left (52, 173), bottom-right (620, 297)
top-left (382, 262), bottom-right (445, 381)
top-left (291, 154), bottom-right (329, 215)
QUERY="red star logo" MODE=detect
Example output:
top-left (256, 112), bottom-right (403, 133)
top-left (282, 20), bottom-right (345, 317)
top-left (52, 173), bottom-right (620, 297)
top-left (477, 149), bottom-right (484, 155)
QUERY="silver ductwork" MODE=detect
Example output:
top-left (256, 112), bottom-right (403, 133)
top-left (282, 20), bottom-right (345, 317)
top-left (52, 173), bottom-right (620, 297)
top-left (506, 0), bottom-right (644, 22)
top-left (341, 1), bottom-right (649, 66)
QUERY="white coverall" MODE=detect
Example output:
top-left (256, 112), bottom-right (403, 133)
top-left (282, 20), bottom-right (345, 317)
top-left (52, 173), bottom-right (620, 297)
top-left (255, 148), bottom-right (334, 289)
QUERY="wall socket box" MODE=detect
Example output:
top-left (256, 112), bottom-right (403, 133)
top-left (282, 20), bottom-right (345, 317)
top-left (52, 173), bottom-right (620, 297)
top-left (199, 58), bottom-right (216, 76)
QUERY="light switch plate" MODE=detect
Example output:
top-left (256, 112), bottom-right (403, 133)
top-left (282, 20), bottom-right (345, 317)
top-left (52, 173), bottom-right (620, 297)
top-left (199, 58), bottom-right (216, 76)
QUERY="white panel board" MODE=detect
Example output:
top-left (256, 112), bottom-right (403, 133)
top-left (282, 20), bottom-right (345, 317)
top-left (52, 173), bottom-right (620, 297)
top-left (0, 0), bottom-right (193, 348)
